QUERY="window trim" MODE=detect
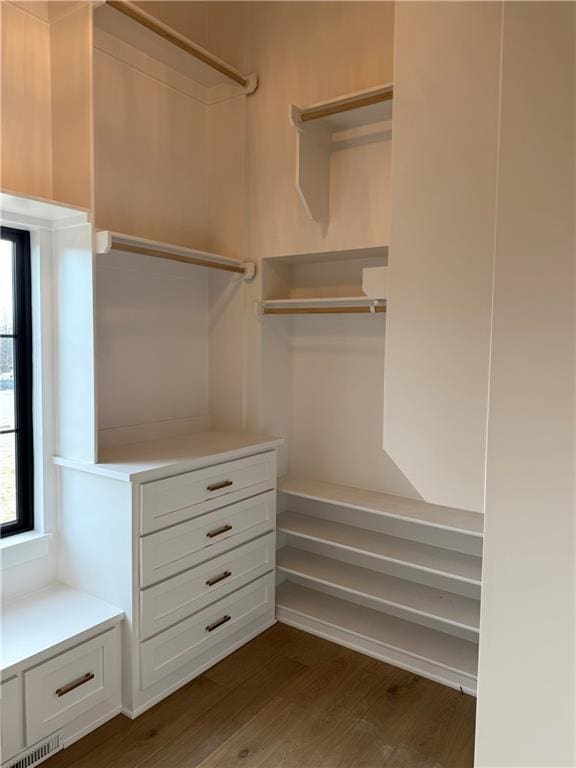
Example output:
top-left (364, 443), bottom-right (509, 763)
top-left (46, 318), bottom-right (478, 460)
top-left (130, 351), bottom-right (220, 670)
top-left (1, 226), bottom-right (34, 537)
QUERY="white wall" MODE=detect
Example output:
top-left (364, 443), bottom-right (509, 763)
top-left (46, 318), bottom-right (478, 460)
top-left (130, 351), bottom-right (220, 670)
top-left (96, 251), bottom-right (211, 447)
top-left (286, 313), bottom-right (417, 495)
top-left (383, 2), bottom-right (502, 513)
top-left (475, 3), bottom-right (575, 765)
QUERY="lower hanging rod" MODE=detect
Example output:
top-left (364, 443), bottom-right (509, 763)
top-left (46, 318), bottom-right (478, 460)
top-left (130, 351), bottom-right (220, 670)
top-left (262, 306), bottom-right (386, 315)
top-left (113, 243), bottom-right (247, 275)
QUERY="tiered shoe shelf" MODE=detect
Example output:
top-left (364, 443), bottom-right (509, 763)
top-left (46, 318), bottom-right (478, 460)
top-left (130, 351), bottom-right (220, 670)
top-left (275, 477), bottom-right (484, 694)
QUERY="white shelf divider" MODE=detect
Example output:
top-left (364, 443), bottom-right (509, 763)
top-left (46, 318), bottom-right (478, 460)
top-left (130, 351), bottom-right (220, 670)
top-left (277, 511), bottom-right (482, 585)
top-left (276, 582), bottom-right (478, 694)
top-left (279, 476), bottom-right (484, 538)
top-left (277, 547), bottom-right (480, 636)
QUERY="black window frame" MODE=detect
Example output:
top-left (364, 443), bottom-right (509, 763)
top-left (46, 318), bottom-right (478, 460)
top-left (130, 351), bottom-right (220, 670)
top-left (1, 226), bottom-right (34, 537)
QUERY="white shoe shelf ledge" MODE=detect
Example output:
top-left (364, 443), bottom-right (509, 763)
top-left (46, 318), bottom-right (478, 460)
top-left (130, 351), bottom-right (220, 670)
top-left (275, 476), bottom-right (483, 695)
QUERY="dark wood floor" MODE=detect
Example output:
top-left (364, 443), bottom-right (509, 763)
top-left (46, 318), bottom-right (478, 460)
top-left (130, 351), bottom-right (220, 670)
top-left (45, 624), bottom-right (476, 768)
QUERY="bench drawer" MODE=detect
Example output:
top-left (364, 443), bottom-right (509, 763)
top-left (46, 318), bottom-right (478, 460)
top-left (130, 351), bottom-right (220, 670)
top-left (140, 452), bottom-right (276, 534)
top-left (140, 491), bottom-right (275, 587)
top-left (24, 628), bottom-right (120, 745)
top-left (140, 573), bottom-right (274, 689)
top-left (140, 533), bottom-right (275, 640)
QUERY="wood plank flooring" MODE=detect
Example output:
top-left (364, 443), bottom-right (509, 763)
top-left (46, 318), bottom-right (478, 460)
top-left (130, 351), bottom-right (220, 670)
top-left (45, 624), bottom-right (476, 768)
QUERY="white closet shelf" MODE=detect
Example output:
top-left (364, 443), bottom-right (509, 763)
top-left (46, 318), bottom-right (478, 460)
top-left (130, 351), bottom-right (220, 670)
top-left (277, 547), bottom-right (480, 634)
top-left (95, 231), bottom-right (256, 280)
top-left (262, 246), bottom-right (388, 265)
top-left (277, 511), bottom-right (482, 585)
top-left (95, 2), bottom-right (256, 93)
top-left (259, 297), bottom-right (386, 315)
top-left (292, 83), bottom-right (394, 131)
top-left (276, 582), bottom-right (478, 694)
top-left (279, 477), bottom-right (484, 537)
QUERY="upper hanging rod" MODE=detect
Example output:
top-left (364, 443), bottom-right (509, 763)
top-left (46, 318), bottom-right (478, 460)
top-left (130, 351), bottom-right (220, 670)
top-left (299, 85), bottom-right (394, 123)
top-left (106, 0), bottom-right (250, 87)
top-left (95, 231), bottom-right (256, 280)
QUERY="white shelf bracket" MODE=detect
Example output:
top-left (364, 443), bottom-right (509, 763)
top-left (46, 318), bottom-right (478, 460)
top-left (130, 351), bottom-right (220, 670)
top-left (242, 262), bottom-right (257, 281)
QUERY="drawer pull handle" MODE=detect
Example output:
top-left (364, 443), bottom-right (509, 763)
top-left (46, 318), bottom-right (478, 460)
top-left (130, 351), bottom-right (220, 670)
top-left (56, 672), bottom-right (95, 698)
top-left (206, 615), bottom-right (231, 633)
top-left (206, 524), bottom-right (232, 539)
top-left (206, 480), bottom-right (234, 492)
top-left (206, 570), bottom-right (232, 587)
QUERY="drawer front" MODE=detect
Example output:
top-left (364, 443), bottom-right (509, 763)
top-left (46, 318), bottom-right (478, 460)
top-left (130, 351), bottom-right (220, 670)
top-left (140, 491), bottom-right (276, 587)
top-left (24, 628), bottom-right (120, 746)
top-left (140, 573), bottom-right (274, 689)
top-left (140, 533), bottom-right (275, 640)
top-left (1, 676), bottom-right (23, 762)
top-left (140, 452), bottom-right (277, 534)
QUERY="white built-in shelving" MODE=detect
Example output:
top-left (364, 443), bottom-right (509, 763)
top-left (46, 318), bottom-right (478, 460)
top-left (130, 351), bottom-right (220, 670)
top-left (260, 244), bottom-right (387, 315)
top-left (276, 582), bottom-right (478, 694)
top-left (279, 477), bottom-right (484, 537)
top-left (277, 548), bottom-right (480, 636)
top-left (277, 511), bottom-right (482, 585)
top-left (276, 475), bottom-right (483, 693)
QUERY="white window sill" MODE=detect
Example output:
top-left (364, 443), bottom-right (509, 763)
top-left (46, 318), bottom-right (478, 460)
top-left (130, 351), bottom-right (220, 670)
top-left (0, 532), bottom-right (53, 570)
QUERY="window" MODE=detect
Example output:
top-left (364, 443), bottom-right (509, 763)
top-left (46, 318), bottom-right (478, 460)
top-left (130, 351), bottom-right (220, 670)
top-left (1, 227), bottom-right (33, 537)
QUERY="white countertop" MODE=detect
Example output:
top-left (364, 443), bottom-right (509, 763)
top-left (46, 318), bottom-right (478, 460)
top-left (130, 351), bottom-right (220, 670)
top-left (53, 431), bottom-right (283, 482)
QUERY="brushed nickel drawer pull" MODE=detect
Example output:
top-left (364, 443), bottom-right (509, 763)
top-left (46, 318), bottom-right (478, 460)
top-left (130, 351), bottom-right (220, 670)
top-left (56, 672), bottom-right (94, 697)
top-left (206, 570), bottom-right (232, 587)
top-left (206, 524), bottom-right (232, 539)
top-left (206, 615), bottom-right (231, 633)
top-left (206, 480), bottom-right (233, 492)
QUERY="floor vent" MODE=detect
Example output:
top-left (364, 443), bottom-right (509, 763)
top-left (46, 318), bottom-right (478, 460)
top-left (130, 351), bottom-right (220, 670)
top-left (7, 733), bottom-right (61, 768)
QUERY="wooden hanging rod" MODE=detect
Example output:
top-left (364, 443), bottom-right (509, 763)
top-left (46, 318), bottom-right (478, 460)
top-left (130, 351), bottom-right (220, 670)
top-left (262, 306), bottom-right (386, 315)
top-left (106, 1), bottom-right (249, 87)
top-left (113, 243), bottom-right (247, 274)
top-left (300, 88), bottom-right (394, 123)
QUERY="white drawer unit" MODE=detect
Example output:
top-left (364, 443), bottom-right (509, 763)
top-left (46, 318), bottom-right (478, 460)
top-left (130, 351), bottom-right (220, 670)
top-left (140, 490), bottom-right (276, 587)
top-left (140, 573), bottom-right (275, 688)
top-left (56, 433), bottom-right (282, 716)
top-left (24, 628), bottom-right (120, 746)
top-left (1, 676), bottom-right (23, 764)
top-left (140, 533), bottom-right (276, 640)
top-left (140, 451), bottom-right (277, 533)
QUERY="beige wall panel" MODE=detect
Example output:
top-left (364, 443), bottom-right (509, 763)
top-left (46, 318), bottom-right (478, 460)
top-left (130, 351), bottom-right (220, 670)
top-left (1, 2), bottom-right (52, 198)
top-left (50, 3), bottom-right (92, 209)
top-left (93, 48), bottom-right (209, 249)
top-left (244, 2), bottom-right (394, 435)
top-left (476, 4), bottom-right (575, 765)
top-left (383, 2), bottom-right (502, 512)
top-left (133, 1), bottom-right (247, 71)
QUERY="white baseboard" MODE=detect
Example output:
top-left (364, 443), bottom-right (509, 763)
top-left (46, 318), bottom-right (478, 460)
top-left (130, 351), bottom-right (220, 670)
top-left (276, 607), bottom-right (477, 696)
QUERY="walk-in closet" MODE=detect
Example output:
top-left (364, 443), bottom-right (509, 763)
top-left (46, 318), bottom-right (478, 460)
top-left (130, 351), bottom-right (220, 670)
top-left (1, 2), bottom-right (574, 768)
